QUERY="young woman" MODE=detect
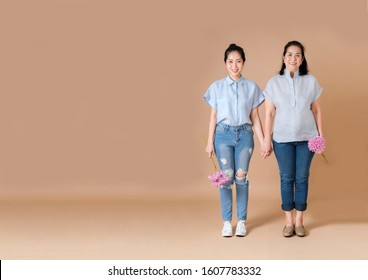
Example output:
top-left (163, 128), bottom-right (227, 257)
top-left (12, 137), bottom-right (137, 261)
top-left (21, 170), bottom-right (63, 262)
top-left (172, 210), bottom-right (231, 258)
top-left (204, 43), bottom-right (265, 237)
top-left (262, 41), bottom-right (324, 237)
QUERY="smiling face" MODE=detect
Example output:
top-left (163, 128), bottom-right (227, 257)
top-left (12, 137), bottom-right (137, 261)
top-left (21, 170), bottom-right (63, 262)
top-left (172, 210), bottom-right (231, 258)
top-left (283, 45), bottom-right (304, 73)
top-left (226, 51), bottom-right (244, 80)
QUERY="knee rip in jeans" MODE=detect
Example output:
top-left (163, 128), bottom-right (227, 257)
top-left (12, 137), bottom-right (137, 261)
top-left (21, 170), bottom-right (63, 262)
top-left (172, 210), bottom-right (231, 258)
top-left (235, 169), bottom-right (248, 183)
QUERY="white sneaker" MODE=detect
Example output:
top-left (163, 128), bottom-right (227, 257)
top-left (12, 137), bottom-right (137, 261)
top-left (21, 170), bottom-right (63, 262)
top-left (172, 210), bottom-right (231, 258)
top-left (235, 220), bottom-right (246, 237)
top-left (222, 221), bottom-right (232, 237)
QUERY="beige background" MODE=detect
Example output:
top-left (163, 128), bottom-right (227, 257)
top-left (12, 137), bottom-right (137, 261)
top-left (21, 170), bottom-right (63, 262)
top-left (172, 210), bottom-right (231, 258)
top-left (0, 0), bottom-right (367, 259)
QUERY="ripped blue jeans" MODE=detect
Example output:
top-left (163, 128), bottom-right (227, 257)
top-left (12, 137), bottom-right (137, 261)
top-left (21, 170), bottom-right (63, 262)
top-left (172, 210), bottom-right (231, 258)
top-left (214, 123), bottom-right (254, 221)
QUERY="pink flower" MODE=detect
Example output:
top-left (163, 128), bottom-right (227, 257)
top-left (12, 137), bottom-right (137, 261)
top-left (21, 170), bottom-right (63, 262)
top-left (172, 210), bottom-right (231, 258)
top-left (201, 135), bottom-right (230, 188)
top-left (308, 136), bottom-right (326, 154)
top-left (208, 170), bottom-right (229, 188)
top-left (308, 136), bottom-right (329, 163)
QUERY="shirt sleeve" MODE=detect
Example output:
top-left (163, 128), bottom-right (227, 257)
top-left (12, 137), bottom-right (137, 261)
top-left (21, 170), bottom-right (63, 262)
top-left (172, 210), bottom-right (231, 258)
top-left (313, 78), bottom-right (323, 102)
top-left (252, 84), bottom-right (265, 109)
top-left (263, 80), bottom-right (274, 104)
top-left (203, 83), bottom-right (217, 110)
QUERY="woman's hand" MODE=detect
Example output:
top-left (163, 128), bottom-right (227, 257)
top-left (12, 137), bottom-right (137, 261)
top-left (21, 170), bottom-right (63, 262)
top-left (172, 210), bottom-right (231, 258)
top-left (261, 141), bottom-right (273, 159)
top-left (206, 143), bottom-right (215, 158)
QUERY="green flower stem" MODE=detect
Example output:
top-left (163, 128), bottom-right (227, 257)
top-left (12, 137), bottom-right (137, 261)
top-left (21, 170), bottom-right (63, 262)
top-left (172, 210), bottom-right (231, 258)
top-left (322, 152), bottom-right (329, 164)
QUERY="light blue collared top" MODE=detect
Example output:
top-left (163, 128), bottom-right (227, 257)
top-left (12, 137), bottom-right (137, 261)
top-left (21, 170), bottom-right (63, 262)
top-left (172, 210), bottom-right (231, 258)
top-left (263, 70), bottom-right (323, 142)
top-left (203, 76), bottom-right (264, 126)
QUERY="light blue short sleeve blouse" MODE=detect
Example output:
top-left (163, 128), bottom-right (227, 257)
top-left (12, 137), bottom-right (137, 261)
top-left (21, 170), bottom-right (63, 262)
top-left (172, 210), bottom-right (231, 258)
top-left (203, 76), bottom-right (264, 126)
top-left (263, 70), bottom-right (323, 142)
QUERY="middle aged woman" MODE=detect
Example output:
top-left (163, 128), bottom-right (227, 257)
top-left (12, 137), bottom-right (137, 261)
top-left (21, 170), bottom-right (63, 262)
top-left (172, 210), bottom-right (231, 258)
top-left (262, 40), bottom-right (324, 237)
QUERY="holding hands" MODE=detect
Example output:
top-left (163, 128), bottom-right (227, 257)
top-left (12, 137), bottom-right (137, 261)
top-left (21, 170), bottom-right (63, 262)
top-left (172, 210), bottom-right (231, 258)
top-left (261, 140), bottom-right (273, 159)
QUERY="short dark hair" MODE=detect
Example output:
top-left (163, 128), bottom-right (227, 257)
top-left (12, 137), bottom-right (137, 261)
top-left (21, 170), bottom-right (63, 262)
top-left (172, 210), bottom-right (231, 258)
top-left (279, 40), bottom-right (309, 75)
top-left (224, 43), bottom-right (246, 63)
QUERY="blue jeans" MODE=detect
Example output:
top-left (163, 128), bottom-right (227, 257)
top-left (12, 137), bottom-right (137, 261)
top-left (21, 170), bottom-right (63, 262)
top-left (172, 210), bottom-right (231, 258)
top-left (273, 141), bottom-right (314, 211)
top-left (214, 123), bottom-right (254, 221)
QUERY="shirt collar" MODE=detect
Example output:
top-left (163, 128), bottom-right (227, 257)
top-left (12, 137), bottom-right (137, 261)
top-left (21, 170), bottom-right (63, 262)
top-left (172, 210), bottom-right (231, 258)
top-left (283, 69), bottom-right (300, 78)
top-left (226, 75), bottom-right (245, 86)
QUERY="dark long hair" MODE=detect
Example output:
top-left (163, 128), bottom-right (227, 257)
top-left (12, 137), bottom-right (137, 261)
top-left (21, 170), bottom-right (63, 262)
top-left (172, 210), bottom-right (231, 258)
top-left (224, 43), bottom-right (246, 63)
top-left (279, 40), bottom-right (309, 75)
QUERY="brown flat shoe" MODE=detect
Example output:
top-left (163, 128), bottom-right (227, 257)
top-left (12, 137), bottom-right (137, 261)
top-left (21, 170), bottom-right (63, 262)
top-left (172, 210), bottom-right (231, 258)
top-left (295, 225), bottom-right (306, 237)
top-left (283, 225), bottom-right (294, 237)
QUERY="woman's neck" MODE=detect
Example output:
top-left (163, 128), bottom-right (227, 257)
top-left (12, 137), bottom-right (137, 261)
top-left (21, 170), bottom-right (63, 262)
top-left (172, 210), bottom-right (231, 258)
top-left (230, 74), bottom-right (241, 81)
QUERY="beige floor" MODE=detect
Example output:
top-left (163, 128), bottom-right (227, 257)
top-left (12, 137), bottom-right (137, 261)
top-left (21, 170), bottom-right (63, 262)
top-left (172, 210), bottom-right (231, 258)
top-left (1, 193), bottom-right (367, 260)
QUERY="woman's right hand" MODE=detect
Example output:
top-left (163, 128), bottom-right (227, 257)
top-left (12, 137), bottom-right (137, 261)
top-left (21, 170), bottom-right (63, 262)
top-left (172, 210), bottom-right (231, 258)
top-left (206, 143), bottom-right (215, 158)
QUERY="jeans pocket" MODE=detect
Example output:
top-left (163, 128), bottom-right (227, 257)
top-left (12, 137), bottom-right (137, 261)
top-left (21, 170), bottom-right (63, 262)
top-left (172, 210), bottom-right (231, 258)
top-left (215, 124), bottom-right (228, 134)
top-left (245, 125), bottom-right (253, 133)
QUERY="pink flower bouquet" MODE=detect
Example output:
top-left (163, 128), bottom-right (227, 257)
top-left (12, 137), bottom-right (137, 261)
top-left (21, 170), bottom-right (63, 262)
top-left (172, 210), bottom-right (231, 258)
top-left (308, 136), bottom-right (325, 153)
top-left (202, 136), bottom-right (229, 188)
top-left (308, 136), bottom-right (328, 163)
top-left (208, 170), bottom-right (229, 188)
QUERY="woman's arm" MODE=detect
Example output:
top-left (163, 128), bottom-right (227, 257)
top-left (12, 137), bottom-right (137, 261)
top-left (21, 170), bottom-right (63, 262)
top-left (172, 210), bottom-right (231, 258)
top-left (263, 99), bottom-right (276, 159)
top-left (250, 107), bottom-right (265, 147)
top-left (206, 108), bottom-right (217, 158)
top-left (311, 98), bottom-right (323, 137)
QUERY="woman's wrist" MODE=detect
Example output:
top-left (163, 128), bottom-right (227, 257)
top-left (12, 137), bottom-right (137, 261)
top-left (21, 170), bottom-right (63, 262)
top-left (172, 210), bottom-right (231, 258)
top-left (264, 136), bottom-right (272, 144)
